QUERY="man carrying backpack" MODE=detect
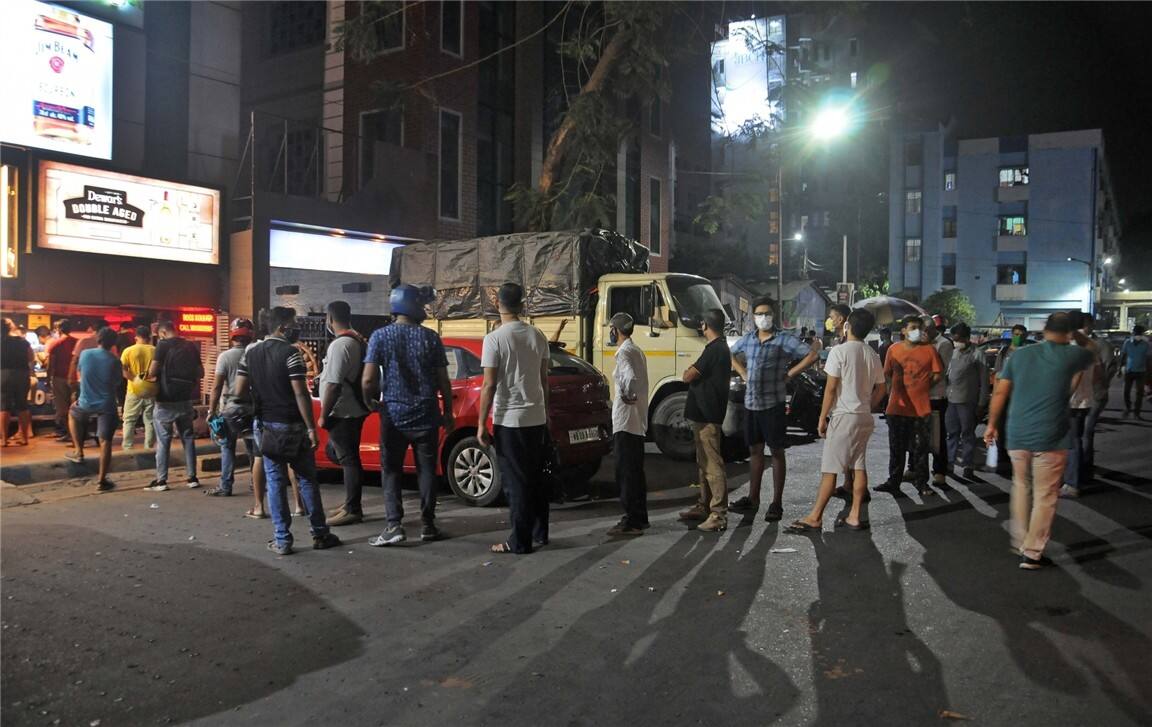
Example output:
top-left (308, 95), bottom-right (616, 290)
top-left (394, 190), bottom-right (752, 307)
top-left (318, 301), bottom-right (371, 526)
top-left (147, 320), bottom-right (204, 491)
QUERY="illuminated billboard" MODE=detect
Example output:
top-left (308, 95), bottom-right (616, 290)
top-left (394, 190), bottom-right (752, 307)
top-left (270, 227), bottom-right (404, 275)
top-left (711, 17), bottom-right (786, 137)
top-left (1, 1), bottom-right (115, 160)
top-left (39, 161), bottom-right (220, 265)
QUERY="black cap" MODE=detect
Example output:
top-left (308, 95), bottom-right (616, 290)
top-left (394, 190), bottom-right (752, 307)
top-left (498, 282), bottom-right (524, 310)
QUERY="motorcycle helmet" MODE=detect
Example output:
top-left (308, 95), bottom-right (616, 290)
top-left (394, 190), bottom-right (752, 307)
top-left (390, 285), bottom-right (432, 322)
top-left (230, 317), bottom-right (255, 342)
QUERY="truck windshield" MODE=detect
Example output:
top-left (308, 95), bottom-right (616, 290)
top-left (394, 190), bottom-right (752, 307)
top-left (666, 275), bottom-right (725, 322)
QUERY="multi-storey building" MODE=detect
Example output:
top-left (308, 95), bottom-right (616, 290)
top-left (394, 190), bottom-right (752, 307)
top-left (888, 126), bottom-right (1121, 326)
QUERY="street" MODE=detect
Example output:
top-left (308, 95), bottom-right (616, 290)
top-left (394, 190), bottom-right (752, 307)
top-left (3, 386), bottom-right (1151, 727)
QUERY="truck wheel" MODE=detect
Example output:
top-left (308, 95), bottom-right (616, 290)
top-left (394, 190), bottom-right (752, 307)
top-left (651, 391), bottom-right (696, 461)
top-left (446, 436), bottom-right (502, 507)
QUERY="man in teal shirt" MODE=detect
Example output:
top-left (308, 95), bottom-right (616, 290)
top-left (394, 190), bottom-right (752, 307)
top-left (1120, 324), bottom-right (1149, 418)
top-left (985, 312), bottom-right (1094, 571)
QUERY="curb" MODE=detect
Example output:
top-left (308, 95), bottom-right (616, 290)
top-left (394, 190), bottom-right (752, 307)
top-left (0, 442), bottom-right (226, 486)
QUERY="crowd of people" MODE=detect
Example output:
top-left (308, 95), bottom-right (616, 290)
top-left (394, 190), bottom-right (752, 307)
top-left (1, 291), bottom-right (1149, 570)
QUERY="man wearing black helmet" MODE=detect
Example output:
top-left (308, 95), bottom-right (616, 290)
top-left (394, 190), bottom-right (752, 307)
top-left (362, 285), bottom-right (454, 546)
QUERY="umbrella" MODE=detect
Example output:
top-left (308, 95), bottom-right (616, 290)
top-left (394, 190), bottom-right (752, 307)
top-left (852, 295), bottom-right (928, 326)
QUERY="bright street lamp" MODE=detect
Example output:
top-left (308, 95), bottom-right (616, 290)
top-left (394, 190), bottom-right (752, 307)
top-left (1104, 256), bottom-right (1114, 265)
top-left (793, 233), bottom-right (804, 242)
top-left (1119, 278), bottom-right (1127, 286)
top-left (810, 106), bottom-right (851, 141)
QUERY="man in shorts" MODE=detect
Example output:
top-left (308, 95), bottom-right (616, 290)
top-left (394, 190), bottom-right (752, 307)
top-left (65, 327), bottom-right (121, 491)
top-left (728, 297), bottom-right (819, 522)
top-left (787, 309), bottom-right (886, 532)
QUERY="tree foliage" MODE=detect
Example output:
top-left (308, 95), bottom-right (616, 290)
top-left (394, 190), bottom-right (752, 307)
top-left (922, 288), bottom-right (978, 325)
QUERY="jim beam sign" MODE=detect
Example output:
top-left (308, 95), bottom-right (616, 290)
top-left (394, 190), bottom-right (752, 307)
top-left (39, 161), bottom-right (220, 265)
top-left (64, 185), bottom-right (145, 226)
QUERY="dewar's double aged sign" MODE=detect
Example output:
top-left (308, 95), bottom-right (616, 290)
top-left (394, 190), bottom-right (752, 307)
top-left (39, 161), bottom-right (220, 265)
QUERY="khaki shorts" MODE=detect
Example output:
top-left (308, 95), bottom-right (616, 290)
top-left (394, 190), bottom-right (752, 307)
top-left (820, 412), bottom-right (875, 475)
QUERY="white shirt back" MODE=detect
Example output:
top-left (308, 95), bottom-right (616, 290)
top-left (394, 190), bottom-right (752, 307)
top-left (612, 337), bottom-right (648, 436)
top-left (825, 340), bottom-right (884, 416)
top-left (481, 320), bottom-right (550, 428)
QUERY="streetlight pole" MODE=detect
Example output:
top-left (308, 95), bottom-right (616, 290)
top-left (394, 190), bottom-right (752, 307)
top-left (776, 164), bottom-right (784, 311)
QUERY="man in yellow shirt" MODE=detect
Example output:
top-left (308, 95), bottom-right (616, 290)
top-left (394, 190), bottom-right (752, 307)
top-left (121, 326), bottom-right (157, 450)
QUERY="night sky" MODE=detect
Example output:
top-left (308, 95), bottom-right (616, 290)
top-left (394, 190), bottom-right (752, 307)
top-left (867, 1), bottom-right (1152, 287)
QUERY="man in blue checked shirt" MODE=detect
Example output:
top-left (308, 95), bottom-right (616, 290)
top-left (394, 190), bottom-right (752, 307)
top-left (729, 297), bottom-right (820, 522)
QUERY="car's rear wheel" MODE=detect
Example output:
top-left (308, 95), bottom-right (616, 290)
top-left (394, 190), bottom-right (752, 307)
top-left (446, 435), bottom-right (502, 507)
top-left (651, 391), bottom-right (695, 461)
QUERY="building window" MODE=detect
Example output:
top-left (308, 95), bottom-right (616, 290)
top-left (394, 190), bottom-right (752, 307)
top-left (769, 18), bottom-right (783, 36)
top-left (905, 140), bottom-right (922, 166)
top-left (999, 166), bottom-right (1029, 187)
top-left (441, 0), bottom-right (462, 57)
top-left (649, 101), bottom-right (662, 137)
top-left (649, 177), bottom-right (662, 256)
top-left (359, 106), bottom-right (404, 188)
top-left (905, 190), bottom-right (922, 215)
top-left (998, 215), bottom-right (1027, 236)
top-left (849, 37), bottom-right (858, 56)
top-left (476, 0), bottom-right (515, 235)
top-left (366, 1), bottom-right (405, 54)
top-left (904, 238), bottom-right (921, 263)
top-left (439, 109), bottom-right (462, 220)
top-left (268, 1), bottom-right (326, 55)
top-left (997, 259), bottom-right (1026, 284)
top-left (943, 217), bottom-right (957, 238)
top-left (850, 71), bottom-right (858, 89)
top-left (944, 171), bottom-right (956, 191)
top-left (625, 143), bottom-right (640, 240)
top-left (941, 253), bottom-right (956, 286)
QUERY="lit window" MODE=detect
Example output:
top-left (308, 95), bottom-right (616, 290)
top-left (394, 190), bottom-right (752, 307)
top-left (998, 166), bottom-right (1029, 187)
top-left (769, 19), bottom-right (783, 36)
top-left (998, 215), bottom-right (1027, 236)
top-left (850, 71), bottom-right (858, 88)
top-left (905, 238), bottom-right (921, 263)
top-left (944, 171), bottom-right (956, 191)
top-left (905, 190), bottom-right (922, 215)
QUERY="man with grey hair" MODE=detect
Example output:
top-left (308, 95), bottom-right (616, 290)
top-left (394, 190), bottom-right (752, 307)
top-left (607, 313), bottom-right (649, 537)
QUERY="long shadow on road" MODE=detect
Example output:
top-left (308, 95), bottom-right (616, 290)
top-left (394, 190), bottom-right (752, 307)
top-left (0, 524), bottom-right (366, 726)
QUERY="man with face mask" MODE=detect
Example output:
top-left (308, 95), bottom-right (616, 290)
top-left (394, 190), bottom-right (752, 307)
top-left (318, 301), bottom-right (371, 525)
top-left (925, 316), bottom-right (954, 486)
top-left (944, 322), bottom-right (988, 479)
top-left (606, 313), bottom-right (650, 537)
top-left (1120, 324), bottom-right (1149, 418)
top-left (875, 315), bottom-right (942, 497)
top-left (728, 297), bottom-right (819, 521)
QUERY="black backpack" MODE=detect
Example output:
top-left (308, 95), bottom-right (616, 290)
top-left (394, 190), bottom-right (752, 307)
top-left (161, 338), bottom-right (203, 401)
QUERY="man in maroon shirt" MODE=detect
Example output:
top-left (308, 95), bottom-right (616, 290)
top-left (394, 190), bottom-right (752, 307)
top-left (46, 319), bottom-right (78, 440)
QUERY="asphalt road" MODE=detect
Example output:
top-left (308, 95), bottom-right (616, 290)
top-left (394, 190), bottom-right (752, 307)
top-left (3, 384), bottom-right (1151, 726)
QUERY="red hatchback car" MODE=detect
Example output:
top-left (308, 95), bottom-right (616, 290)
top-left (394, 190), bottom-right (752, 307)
top-left (313, 337), bottom-right (612, 506)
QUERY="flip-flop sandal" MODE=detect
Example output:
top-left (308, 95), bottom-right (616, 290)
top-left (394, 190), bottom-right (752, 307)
top-left (244, 510), bottom-right (269, 519)
top-left (835, 517), bottom-right (870, 531)
top-left (784, 520), bottom-right (820, 533)
top-left (490, 542), bottom-right (515, 554)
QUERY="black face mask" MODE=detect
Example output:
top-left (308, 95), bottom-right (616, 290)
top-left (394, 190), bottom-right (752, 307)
top-left (283, 326), bottom-right (301, 344)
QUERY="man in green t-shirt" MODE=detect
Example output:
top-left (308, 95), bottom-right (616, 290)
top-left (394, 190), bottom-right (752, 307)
top-left (985, 312), bottom-right (1095, 571)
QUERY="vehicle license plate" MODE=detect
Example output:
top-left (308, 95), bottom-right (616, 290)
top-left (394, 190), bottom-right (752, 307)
top-left (568, 427), bottom-right (599, 445)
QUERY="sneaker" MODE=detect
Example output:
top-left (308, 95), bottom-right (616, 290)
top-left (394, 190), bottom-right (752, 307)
top-left (932, 473), bottom-right (946, 486)
top-left (95, 479), bottom-right (116, 492)
top-left (1059, 484), bottom-right (1080, 499)
top-left (678, 504), bottom-right (708, 522)
top-left (327, 508), bottom-right (363, 527)
top-left (204, 487), bottom-right (232, 497)
top-left (185, 478), bottom-right (201, 489)
top-left (267, 539), bottom-right (294, 556)
top-left (312, 532), bottom-right (343, 550)
top-left (420, 524), bottom-right (443, 542)
top-left (696, 513), bottom-right (727, 532)
top-left (728, 496), bottom-right (759, 513)
top-left (764, 502), bottom-right (784, 522)
top-left (1019, 555), bottom-right (1053, 571)
top-left (607, 519), bottom-right (644, 537)
top-left (64, 451), bottom-right (84, 464)
top-left (368, 524), bottom-right (406, 547)
top-left (873, 481), bottom-right (901, 493)
top-left (146, 480), bottom-right (169, 492)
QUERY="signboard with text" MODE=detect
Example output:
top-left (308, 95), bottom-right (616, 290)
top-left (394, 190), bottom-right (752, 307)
top-left (38, 161), bottom-right (220, 265)
top-left (1, 0), bottom-right (114, 160)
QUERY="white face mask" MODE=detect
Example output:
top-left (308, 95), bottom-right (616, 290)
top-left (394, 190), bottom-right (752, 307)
top-left (906, 329), bottom-right (923, 343)
top-left (955, 341), bottom-right (968, 350)
top-left (754, 314), bottom-right (774, 331)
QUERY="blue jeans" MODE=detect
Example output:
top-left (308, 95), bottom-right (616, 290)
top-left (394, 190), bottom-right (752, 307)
top-left (380, 423), bottom-right (438, 526)
top-left (944, 402), bottom-right (977, 468)
top-left (219, 428), bottom-right (256, 494)
top-left (257, 420), bottom-right (330, 546)
top-left (155, 401), bottom-right (197, 483)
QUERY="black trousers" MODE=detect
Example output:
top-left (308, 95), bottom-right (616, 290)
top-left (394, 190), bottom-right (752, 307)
top-left (325, 416), bottom-right (366, 513)
top-left (494, 424), bottom-right (549, 553)
top-left (615, 431), bottom-right (648, 527)
top-left (380, 423), bottom-right (438, 526)
top-left (888, 414), bottom-right (930, 487)
top-left (1124, 372), bottom-right (1146, 413)
top-left (930, 399), bottom-right (949, 476)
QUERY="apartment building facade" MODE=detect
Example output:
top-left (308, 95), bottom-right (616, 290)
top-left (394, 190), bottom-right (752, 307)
top-left (888, 126), bottom-right (1121, 326)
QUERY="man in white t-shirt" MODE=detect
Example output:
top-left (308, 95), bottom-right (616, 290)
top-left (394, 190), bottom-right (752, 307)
top-left (477, 283), bottom-right (551, 554)
top-left (787, 308), bottom-right (886, 532)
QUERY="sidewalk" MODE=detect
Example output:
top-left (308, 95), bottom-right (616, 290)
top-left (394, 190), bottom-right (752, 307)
top-left (0, 429), bottom-right (222, 486)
